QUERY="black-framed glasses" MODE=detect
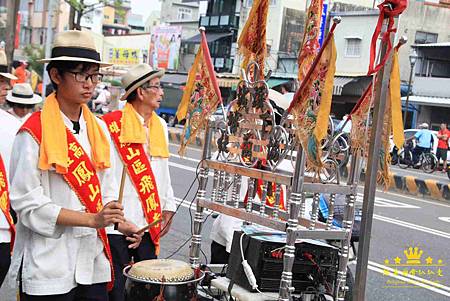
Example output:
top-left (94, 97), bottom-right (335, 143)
top-left (67, 71), bottom-right (103, 84)
top-left (144, 83), bottom-right (164, 90)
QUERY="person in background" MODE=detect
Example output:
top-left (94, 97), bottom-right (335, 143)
top-left (436, 123), bottom-right (449, 172)
top-left (11, 61), bottom-right (30, 85)
top-left (0, 49), bottom-right (19, 287)
top-left (407, 123), bottom-right (434, 167)
top-left (6, 83), bottom-right (42, 123)
top-left (337, 114), bottom-right (352, 134)
top-left (93, 85), bottom-right (111, 113)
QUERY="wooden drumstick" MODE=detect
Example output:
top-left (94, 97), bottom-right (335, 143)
top-left (114, 165), bottom-right (127, 230)
top-left (136, 219), bottom-right (161, 236)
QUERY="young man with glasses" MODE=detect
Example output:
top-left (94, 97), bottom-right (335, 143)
top-left (0, 30), bottom-right (141, 301)
top-left (102, 64), bottom-right (176, 301)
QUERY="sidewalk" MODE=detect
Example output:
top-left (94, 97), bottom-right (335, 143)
top-left (167, 127), bottom-right (450, 202)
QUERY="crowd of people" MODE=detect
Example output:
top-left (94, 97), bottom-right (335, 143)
top-left (0, 30), bottom-right (176, 301)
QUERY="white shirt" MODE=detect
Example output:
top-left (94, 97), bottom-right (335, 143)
top-left (0, 109), bottom-right (20, 243)
top-left (7, 108), bottom-right (32, 124)
top-left (0, 111), bottom-right (119, 299)
top-left (94, 89), bottom-right (111, 106)
top-left (107, 113), bottom-right (176, 235)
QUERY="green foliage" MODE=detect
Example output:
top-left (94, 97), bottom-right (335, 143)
top-left (23, 45), bottom-right (45, 78)
top-left (64, 0), bottom-right (125, 29)
top-left (103, 78), bottom-right (122, 86)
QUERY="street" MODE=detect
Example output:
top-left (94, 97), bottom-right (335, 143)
top-left (159, 142), bottom-right (450, 301)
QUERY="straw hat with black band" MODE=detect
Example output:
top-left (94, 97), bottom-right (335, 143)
top-left (6, 83), bottom-right (42, 105)
top-left (121, 64), bottom-right (165, 100)
top-left (0, 50), bottom-right (18, 80)
top-left (39, 30), bottom-right (111, 67)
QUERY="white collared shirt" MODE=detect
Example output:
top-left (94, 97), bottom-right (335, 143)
top-left (0, 109), bottom-right (21, 243)
top-left (7, 108), bottom-right (32, 124)
top-left (0, 111), bottom-right (119, 299)
top-left (106, 113), bottom-right (176, 235)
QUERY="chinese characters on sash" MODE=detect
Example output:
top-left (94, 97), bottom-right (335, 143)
top-left (103, 111), bottom-right (163, 254)
top-left (0, 155), bottom-right (16, 251)
top-left (20, 112), bottom-right (115, 290)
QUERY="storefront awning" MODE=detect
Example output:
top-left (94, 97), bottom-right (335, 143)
top-left (401, 95), bottom-right (450, 108)
top-left (333, 76), bottom-right (355, 95)
top-left (217, 77), bottom-right (240, 88)
top-left (161, 73), bottom-right (188, 86)
top-left (184, 32), bottom-right (233, 44)
top-left (267, 78), bottom-right (290, 88)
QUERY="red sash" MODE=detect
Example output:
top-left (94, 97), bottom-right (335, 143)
top-left (102, 111), bottom-right (162, 254)
top-left (20, 112), bottom-right (114, 290)
top-left (0, 154), bottom-right (16, 251)
top-left (244, 179), bottom-right (285, 211)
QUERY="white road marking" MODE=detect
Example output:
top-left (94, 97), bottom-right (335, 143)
top-left (373, 214), bottom-right (450, 239)
top-left (374, 190), bottom-right (450, 209)
top-left (366, 261), bottom-right (450, 296)
top-left (170, 156), bottom-right (450, 238)
top-left (170, 153), bottom-right (202, 164)
top-left (438, 217), bottom-right (450, 223)
top-left (356, 194), bottom-right (420, 208)
top-left (169, 161), bottom-right (198, 173)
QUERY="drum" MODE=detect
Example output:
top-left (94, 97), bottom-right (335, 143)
top-left (123, 259), bottom-right (205, 301)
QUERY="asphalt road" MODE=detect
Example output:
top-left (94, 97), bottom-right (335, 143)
top-left (158, 142), bottom-right (450, 301)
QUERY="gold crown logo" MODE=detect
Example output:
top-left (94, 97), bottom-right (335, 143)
top-left (404, 247), bottom-right (423, 264)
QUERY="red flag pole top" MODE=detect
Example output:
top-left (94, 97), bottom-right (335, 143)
top-left (367, 0), bottom-right (407, 75)
top-left (199, 27), bottom-right (222, 105)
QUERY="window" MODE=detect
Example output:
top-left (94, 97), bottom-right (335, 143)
top-left (34, 0), bottom-right (44, 12)
top-left (415, 31), bottom-right (438, 44)
top-left (345, 38), bottom-right (361, 57)
top-left (177, 8), bottom-right (192, 20)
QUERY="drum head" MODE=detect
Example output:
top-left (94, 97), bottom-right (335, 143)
top-left (127, 259), bottom-right (194, 283)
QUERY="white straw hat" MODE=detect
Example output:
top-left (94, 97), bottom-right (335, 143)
top-left (121, 64), bottom-right (165, 100)
top-left (0, 50), bottom-right (18, 80)
top-left (39, 30), bottom-right (111, 67)
top-left (6, 83), bottom-right (42, 105)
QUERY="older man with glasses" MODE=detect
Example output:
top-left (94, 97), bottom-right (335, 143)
top-left (102, 64), bottom-right (176, 301)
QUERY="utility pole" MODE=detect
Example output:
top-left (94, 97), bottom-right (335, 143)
top-left (42, 0), bottom-right (57, 96)
top-left (5, 0), bottom-right (21, 71)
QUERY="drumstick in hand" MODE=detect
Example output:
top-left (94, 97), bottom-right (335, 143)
top-left (114, 165), bottom-right (127, 230)
top-left (136, 219), bottom-right (161, 236)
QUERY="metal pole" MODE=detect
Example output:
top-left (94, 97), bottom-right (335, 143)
top-left (353, 17), bottom-right (397, 301)
top-left (42, 0), bottom-right (56, 95)
top-left (402, 63), bottom-right (414, 129)
top-left (5, 0), bottom-right (20, 70)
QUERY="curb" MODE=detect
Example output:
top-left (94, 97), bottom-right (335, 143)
top-left (349, 166), bottom-right (450, 202)
top-left (169, 128), bottom-right (450, 202)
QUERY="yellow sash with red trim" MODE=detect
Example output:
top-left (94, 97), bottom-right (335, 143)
top-left (102, 111), bottom-right (162, 254)
top-left (20, 112), bottom-right (115, 291)
top-left (0, 154), bottom-right (16, 251)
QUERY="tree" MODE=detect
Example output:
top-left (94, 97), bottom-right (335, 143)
top-left (64, 0), bottom-right (125, 30)
top-left (23, 45), bottom-right (45, 78)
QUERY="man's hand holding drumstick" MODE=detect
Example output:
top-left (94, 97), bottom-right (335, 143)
top-left (113, 166), bottom-right (143, 249)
